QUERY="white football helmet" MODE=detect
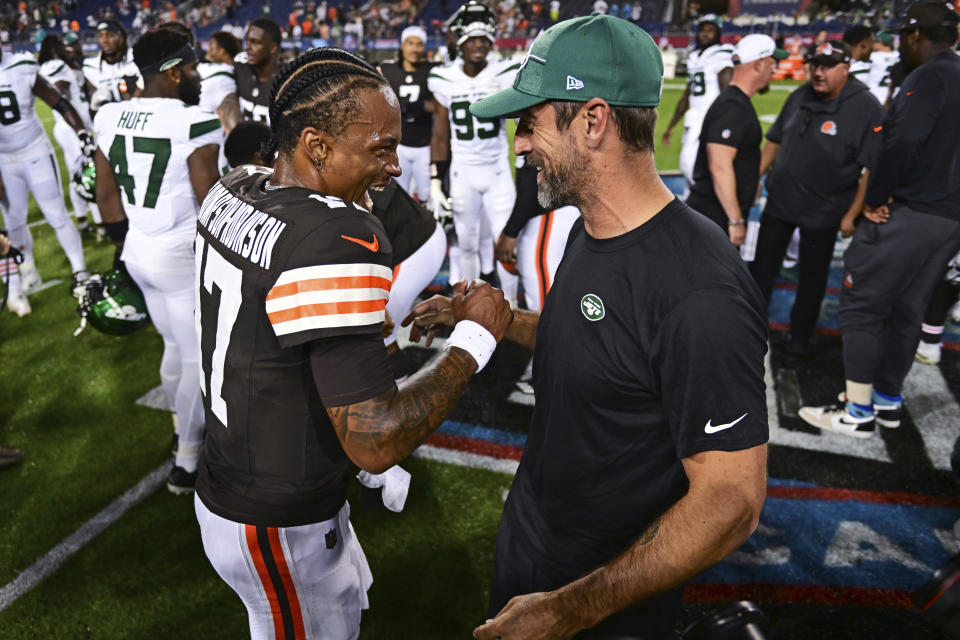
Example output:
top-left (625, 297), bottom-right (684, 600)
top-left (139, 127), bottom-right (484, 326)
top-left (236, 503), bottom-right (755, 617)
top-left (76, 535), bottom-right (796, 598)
top-left (451, 1), bottom-right (497, 46)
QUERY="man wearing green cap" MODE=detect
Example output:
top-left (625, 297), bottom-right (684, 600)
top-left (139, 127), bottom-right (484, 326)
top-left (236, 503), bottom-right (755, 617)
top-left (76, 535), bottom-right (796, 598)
top-left (407, 13), bottom-right (769, 639)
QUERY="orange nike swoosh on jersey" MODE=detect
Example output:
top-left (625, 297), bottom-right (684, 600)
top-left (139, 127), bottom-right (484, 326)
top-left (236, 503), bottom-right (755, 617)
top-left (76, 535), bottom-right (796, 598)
top-left (906, 91), bottom-right (916, 95)
top-left (341, 234), bottom-right (379, 252)
top-left (873, 126), bottom-right (883, 132)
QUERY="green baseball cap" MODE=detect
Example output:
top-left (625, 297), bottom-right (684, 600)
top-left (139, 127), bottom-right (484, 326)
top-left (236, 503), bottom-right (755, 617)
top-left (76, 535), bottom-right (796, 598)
top-left (470, 13), bottom-right (664, 119)
top-left (63, 32), bottom-right (80, 45)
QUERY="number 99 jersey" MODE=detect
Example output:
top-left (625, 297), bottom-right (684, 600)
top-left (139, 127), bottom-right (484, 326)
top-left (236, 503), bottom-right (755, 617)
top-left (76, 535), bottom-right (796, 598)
top-left (195, 167), bottom-right (396, 527)
top-left (0, 53), bottom-right (53, 162)
top-left (428, 56), bottom-right (521, 164)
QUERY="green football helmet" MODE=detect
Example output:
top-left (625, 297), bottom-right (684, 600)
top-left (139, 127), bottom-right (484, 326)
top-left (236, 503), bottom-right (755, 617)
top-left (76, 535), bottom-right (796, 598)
top-left (73, 269), bottom-right (150, 336)
top-left (72, 160), bottom-right (96, 202)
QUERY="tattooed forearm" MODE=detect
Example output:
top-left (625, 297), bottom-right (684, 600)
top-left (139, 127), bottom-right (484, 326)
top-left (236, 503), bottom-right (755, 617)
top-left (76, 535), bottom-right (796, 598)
top-left (327, 346), bottom-right (477, 473)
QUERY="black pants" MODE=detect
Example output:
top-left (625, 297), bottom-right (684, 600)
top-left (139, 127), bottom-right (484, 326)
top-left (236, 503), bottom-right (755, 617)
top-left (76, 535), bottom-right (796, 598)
top-left (840, 204), bottom-right (960, 395)
top-left (749, 213), bottom-right (838, 344)
top-left (921, 277), bottom-right (960, 343)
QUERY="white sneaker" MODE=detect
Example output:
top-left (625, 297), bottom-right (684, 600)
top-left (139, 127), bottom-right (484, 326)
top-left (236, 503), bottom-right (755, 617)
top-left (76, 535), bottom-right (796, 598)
top-left (916, 342), bottom-right (942, 366)
top-left (18, 259), bottom-right (41, 292)
top-left (951, 303), bottom-right (960, 325)
top-left (798, 403), bottom-right (876, 438)
top-left (6, 291), bottom-right (31, 316)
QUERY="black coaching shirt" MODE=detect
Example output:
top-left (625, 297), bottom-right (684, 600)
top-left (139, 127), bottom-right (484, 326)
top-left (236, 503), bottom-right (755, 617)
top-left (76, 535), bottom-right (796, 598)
top-left (764, 78), bottom-right (882, 229)
top-left (499, 199), bottom-right (769, 634)
top-left (235, 63), bottom-right (272, 123)
top-left (688, 85), bottom-right (762, 225)
top-left (195, 167), bottom-right (395, 527)
top-left (865, 50), bottom-right (960, 220)
top-left (369, 178), bottom-right (437, 265)
top-left (378, 59), bottom-right (438, 148)
top-left (503, 159), bottom-right (548, 238)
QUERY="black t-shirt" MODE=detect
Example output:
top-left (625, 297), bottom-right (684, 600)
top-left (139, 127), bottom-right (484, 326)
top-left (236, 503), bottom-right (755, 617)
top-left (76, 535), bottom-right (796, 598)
top-left (501, 198), bottom-right (768, 633)
top-left (379, 59), bottom-right (438, 148)
top-left (369, 178), bottom-right (437, 265)
top-left (235, 62), bottom-right (272, 123)
top-left (865, 51), bottom-right (960, 220)
top-left (764, 78), bottom-right (883, 229)
top-left (195, 167), bottom-right (395, 527)
top-left (688, 85), bottom-right (762, 222)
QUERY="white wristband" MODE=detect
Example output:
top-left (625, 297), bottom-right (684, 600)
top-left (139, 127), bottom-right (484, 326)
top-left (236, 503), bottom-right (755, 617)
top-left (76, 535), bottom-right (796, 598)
top-left (445, 320), bottom-right (497, 372)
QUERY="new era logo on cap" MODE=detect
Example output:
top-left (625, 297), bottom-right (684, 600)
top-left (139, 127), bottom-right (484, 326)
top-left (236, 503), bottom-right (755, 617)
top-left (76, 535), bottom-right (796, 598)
top-left (469, 14), bottom-right (665, 120)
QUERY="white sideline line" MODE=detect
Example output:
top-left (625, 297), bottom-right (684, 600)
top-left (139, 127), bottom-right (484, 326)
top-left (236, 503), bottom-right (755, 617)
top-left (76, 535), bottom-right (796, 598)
top-left (0, 459), bottom-right (172, 613)
top-left (25, 279), bottom-right (63, 295)
top-left (663, 82), bottom-right (797, 92)
top-left (135, 385), bottom-right (171, 412)
top-left (902, 363), bottom-right (960, 471)
top-left (413, 444), bottom-right (518, 476)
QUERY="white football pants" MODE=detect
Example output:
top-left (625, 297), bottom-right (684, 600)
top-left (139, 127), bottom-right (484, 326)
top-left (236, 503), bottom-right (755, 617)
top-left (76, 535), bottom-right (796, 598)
top-left (52, 119), bottom-right (101, 224)
top-left (196, 497), bottom-right (372, 640)
top-left (516, 206), bottom-right (580, 311)
top-left (449, 155), bottom-right (517, 299)
top-left (396, 144), bottom-right (430, 202)
top-left (385, 222), bottom-right (446, 346)
top-left (124, 257), bottom-right (204, 471)
top-left (0, 152), bottom-right (86, 273)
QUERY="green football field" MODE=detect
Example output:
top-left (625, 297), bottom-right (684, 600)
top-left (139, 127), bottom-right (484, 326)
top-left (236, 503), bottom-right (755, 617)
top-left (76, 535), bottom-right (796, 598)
top-left (0, 85), bottom-right (793, 638)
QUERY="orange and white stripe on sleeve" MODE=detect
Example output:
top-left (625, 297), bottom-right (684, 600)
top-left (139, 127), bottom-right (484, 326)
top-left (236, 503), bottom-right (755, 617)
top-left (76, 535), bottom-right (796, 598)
top-left (266, 263), bottom-right (393, 337)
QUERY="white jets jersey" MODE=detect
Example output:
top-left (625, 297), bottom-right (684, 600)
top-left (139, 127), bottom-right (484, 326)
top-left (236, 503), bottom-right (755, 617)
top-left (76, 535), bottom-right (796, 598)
top-left (849, 58), bottom-right (871, 83)
top-left (428, 56), bottom-right (521, 165)
top-left (40, 58), bottom-right (93, 130)
top-left (83, 49), bottom-right (139, 103)
top-left (867, 50), bottom-right (899, 104)
top-left (94, 98), bottom-right (223, 240)
top-left (0, 52), bottom-right (53, 161)
top-left (198, 62), bottom-right (236, 114)
top-left (685, 43), bottom-right (734, 120)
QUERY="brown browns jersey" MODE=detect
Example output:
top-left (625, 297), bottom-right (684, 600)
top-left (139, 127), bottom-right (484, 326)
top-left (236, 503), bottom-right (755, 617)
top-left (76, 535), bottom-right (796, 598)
top-left (195, 166), bottom-right (394, 526)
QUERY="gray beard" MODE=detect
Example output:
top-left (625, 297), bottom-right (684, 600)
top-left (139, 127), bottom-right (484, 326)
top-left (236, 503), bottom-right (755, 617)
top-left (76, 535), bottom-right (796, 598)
top-left (537, 167), bottom-right (574, 209)
top-left (535, 149), bottom-right (589, 210)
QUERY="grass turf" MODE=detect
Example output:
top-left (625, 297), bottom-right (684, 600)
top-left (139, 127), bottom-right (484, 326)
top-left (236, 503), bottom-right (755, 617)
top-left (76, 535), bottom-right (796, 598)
top-left (0, 86), bottom-right (793, 637)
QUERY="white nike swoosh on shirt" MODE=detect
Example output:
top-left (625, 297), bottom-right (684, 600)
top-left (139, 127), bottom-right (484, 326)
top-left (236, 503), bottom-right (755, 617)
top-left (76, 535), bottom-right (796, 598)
top-left (704, 413), bottom-right (748, 434)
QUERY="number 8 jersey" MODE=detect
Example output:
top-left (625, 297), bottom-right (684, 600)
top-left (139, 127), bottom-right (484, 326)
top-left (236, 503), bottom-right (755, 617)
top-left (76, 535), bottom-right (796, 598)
top-left (428, 57), bottom-right (520, 165)
top-left (684, 43), bottom-right (734, 123)
top-left (0, 52), bottom-right (54, 162)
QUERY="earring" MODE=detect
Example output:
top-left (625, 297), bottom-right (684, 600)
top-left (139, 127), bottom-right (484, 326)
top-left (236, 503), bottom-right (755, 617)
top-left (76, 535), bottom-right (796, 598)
top-left (312, 156), bottom-right (323, 172)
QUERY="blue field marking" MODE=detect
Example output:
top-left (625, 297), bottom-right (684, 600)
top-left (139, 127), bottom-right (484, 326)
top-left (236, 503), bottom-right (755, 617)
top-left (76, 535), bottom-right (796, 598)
top-left (699, 494), bottom-right (959, 591)
top-left (437, 420), bottom-right (528, 448)
top-left (432, 422), bottom-right (959, 594)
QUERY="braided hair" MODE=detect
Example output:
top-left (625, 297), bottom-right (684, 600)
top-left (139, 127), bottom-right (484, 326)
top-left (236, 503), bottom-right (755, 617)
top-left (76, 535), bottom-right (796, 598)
top-left (38, 34), bottom-right (63, 64)
top-left (262, 47), bottom-right (387, 164)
